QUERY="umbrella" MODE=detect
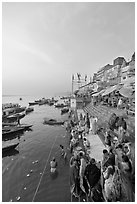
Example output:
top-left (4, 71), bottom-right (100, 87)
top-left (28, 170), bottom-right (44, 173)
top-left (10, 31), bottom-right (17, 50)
top-left (92, 89), bottom-right (105, 97)
top-left (119, 87), bottom-right (135, 98)
top-left (102, 85), bottom-right (118, 96)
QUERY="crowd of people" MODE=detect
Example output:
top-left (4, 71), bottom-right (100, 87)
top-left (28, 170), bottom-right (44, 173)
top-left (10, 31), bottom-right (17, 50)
top-left (65, 111), bottom-right (104, 201)
top-left (102, 112), bottom-right (135, 201)
top-left (92, 93), bottom-right (134, 112)
top-left (68, 109), bottom-right (135, 202)
top-left (49, 107), bottom-right (134, 202)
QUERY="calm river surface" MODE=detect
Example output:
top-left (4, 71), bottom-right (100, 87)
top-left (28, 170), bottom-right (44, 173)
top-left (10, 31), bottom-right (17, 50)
top-left (2, 95), bottom-right (71, 202)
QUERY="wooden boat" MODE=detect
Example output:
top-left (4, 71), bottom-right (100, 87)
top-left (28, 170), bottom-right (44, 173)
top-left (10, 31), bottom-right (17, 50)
top-left (48, 101), bottom-right (54, 106)
top-left (6, 113), bottom-right (25, 121)
top-left (35, 99), bottom-right (42, 103)
top-left (18, 124), bottom-right (33, 129)
top-left (25, 107), bottom-right (34, 114)
top-left (38, 101), bottom-right (46, 105)
top-left (61, 107), bottom-right (69, 114)
top-left (2, 123), bottom-right (32, 129)
top-left (2, 103), bottom-right (20, 110)
top-left (2, 142), bottom-right (19, 153)
top-left (2, 127), bottom-right (25, 137)
top-left (14, 106), bottom-right (26, 113)
top-left (55, 103), bottom-right (68, 108)
top-left (2, 122), bottom-right (18, 127)
top-left (29, 102), bottom-right (38, 106)
top-left (43, 118), bottom-right (64, 125)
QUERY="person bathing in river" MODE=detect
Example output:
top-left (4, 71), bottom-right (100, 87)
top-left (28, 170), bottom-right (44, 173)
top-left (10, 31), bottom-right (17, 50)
top-left (50, 157), bottom-right (57, 173)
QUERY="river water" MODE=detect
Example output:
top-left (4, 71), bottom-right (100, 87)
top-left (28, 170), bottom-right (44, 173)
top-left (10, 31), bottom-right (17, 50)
top-left (2, 95), bottom-right (71, 202)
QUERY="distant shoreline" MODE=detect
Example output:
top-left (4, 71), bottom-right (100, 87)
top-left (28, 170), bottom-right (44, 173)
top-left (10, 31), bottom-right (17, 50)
top-left (2, 92), bottom-right (71, 98)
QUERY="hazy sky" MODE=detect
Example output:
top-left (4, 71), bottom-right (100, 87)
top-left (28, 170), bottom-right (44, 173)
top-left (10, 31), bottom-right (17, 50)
top-left (2, 2), bottom-right (135, 96)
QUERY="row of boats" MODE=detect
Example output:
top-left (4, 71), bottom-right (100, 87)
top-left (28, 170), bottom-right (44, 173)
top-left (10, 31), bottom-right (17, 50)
top-left (2, 97), bottom-right (70, 155)
top-left (2, 123), bottom-right (33, 156)
top-left (2, 123), bottom-right (33, 137)
top-left (2, 103), bottom-right (34, 155)
top-left (28, 97), bottom-right (70, 108)
top-left (2, 105), bottom-right (34, 123)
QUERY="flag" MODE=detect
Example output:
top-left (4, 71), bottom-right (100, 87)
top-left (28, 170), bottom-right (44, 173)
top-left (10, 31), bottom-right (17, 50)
top-left (85, 75), bottom-right (87, 82)
top-left (77, 73), bottom-right (81, 80)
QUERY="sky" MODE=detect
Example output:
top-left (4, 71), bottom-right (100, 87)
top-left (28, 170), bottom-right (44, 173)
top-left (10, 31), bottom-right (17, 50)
top-left (2, 2), bottom-right (135, 96)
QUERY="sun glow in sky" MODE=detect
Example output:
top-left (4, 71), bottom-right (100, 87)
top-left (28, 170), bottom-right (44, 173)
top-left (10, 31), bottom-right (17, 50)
top-left (2, 2), bottom-right (135, 96)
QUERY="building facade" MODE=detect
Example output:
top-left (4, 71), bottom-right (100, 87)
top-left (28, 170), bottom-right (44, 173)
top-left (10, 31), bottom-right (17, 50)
top-left (120, 53), bottom-right (135, 84)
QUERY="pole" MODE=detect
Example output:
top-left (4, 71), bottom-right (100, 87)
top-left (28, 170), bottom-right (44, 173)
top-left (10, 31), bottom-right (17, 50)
top-left (72, 78), bottom-right (73, 95)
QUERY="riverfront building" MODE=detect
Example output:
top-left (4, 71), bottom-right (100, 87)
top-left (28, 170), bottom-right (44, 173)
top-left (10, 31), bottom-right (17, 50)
top-left (92, 52), bottom-right (135, 90)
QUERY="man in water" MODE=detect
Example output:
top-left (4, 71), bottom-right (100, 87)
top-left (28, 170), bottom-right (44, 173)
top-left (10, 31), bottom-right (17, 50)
top-left (50, 157), bottom-right (57, 173)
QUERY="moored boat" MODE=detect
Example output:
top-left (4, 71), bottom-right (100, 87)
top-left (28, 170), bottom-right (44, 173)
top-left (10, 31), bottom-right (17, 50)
top-left (61, 107), bottom-right (69, 114)
top-left (29, 102), bottom-right (38, 106)
top-left (2, 142), bottom-right (19, 153)
top-left (55, 103), bottom-right (68, 108)
top-left (2, 123), bottom-right (33, 129)
top-left (25, 107), bottom-right (34, 114)
top-left (18, 124), bottom-right (33, 129)
top-left (48, 101), bottom-right (54, 106)
top-left (6, 113), bottom-right (25, 122)
top-left (2, 127), bottom-right (25, 137)
top-left (43, 118), bottom-right (64, 125)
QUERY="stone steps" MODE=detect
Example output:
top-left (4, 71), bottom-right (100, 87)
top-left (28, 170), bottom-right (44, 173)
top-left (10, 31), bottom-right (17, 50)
top-left (84, 103), bottom-right (135, 140)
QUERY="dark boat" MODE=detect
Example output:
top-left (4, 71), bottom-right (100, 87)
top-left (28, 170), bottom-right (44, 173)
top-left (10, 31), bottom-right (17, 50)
top-left (2, 123), bottom-right (32, 133)
top-left (43, 118), bottom-right (64, 125)
top-left (2, 127), bottom-right (25, 137)
top-left (18, 124), bottom-right (33, 129)
top-left (25, 107), bottom-right (34, 114)
top-left (29, 102), bottom-right (38, 106)
top-left (19, 98), bottom-right (22, 100)
top-left (2, 142), bottom-right (19, 153)
top-left (35, 99), bottom-right (42, 103)
top-left (38, 101), bottom-right (46, 105)
top-left (14, 106), bottom-right (26, 113)
top-left (61, 107), bottom-right (69, 115)
top-left (2, 123), bottom-right (32, 130)
top-left (48, 101), bottom-right (54, 106)
top-left (55, 103), bottom-right (68, 108)
top-left (2, 122), bottom-right (18, 127)
top-left (2, 149), bottom-right (19, 158)
top-left (6, 113), bottom-right (25, 122)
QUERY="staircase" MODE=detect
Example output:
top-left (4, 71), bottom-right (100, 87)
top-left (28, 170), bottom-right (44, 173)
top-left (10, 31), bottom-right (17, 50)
top-left (84, 103), bottom-right (135, 140)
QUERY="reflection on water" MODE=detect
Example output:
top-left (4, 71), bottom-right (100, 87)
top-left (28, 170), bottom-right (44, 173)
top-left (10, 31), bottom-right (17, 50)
top-left (50, 170), bottom-right (59, 180)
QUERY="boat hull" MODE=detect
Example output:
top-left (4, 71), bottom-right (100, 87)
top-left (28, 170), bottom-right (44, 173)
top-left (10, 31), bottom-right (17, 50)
top-left (29, 102), bottom-right (38, 106)
top-left (2, 127), bottom-right (25, 137)
top-left (43, 119), bottom-right (64, 125)
top-left (2, 143), bottom-right (19, 153)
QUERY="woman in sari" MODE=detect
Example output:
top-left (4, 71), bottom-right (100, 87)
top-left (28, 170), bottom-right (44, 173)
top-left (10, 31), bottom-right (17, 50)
top-left (118, 155), bottom-right (134, 201)
top-left (103, 165), bottom-right (114, 201)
